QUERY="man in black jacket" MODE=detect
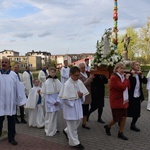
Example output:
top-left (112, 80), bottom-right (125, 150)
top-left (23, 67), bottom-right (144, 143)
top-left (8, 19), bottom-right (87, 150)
top-left (128, 61), bottom-right (147, 132)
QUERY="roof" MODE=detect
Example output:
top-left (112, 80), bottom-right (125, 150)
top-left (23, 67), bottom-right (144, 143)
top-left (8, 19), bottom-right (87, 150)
top-left (0, 49), bottom-right (19, 53)
top-left (72, 56), bottom-right (93, 66)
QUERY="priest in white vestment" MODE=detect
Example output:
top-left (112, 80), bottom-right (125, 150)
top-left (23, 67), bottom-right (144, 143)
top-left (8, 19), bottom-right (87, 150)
top-left (41, 67), bottom-right (62, 136)
top-left (60, 60), bottom-right (70, 84)
top-left (147, 71), bottom-right (150, 110)
top-left (38, 65), bottom-right (48, 87)
top-left (0, 58), bottom-right (26, 145)
top-left (22, 66), bottom-right (33, 97)
top-left (26, 79), bottom-right (45, 128)
top-left (59, 66), bottom-right (89, 149)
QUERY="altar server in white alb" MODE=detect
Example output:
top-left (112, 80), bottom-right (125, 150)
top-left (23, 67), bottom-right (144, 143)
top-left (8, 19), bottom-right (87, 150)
top-left (26, 79), bottom-right (45, 128)
top-left (59, 66), bottom-right (89, 150)
top-left (38, 65), bottom-right (48, 87)
top-left (0, 58), bottom-right (26, 145)
top-left (146, 70), bottom-right (150, 111)
top-left (60, 60), bottom-right (70, 84)
top-left (42, 67), bottom-right (62, 136)
top-left (23, 66), bottom-right (33, 97)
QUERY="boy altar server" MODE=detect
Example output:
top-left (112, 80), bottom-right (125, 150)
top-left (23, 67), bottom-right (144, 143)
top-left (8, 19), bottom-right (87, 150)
top-left (26, 79), bottom-right (44, 128)
top-left (59, 66), bottom-right (89, 150)
top-left (60, 60), bottom-right (70, 84)
top-left (42, 67), bottom-right (62, 136)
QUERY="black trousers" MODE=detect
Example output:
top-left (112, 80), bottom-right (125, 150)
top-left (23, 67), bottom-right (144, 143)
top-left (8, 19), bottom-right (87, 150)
top-left (16, 106), bottom-right (25, 121)
top-left (0, 115), bottom-right (16, 141)
top-left (88, 104), bottom-right (103, 119)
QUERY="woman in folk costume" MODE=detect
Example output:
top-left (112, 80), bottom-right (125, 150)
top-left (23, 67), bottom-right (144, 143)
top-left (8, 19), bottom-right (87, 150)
top-left (22, 66), bottom-right (33, 97)
top-left (78, 63), bottom-right (94, 129)
top-left (25, 79), bottom-right (44, 128)
top-left (104, 62), bottom-right (130, 140)
top-left (41, 67), bottom-right (62, 136)
top-left (59, 66), bottom-right (89, 150)
top-left (147, 70), bottom-right (150, 110)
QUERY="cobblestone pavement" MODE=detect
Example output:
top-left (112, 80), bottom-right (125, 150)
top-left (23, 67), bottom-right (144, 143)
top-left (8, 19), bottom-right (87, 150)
top-left (1, 98), bottom-right (150, 150)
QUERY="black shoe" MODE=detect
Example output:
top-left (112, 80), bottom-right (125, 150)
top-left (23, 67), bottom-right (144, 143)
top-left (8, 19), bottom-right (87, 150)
top-left (104, 125), bottom-right (111, 136)
top-left (56, 130), bottom-right (60, 133)
top-left (97, 119), bottom-right (105, 123)
top-left (74, 143), bottom-right (84, 150)
top-left (0, 130), bottom-right (2, 136)
top-left (9, 139), bottom-right (18, 145)
top-left (21, 119), bottom-right (27, 124)
top-left (82, 124), bottom-right (90, 130)
top-left (118, 132), bottom-right (128, 140)
top-left (130, 125), bottom-right (140, 132)
top-left (63, 129), bottom-right (68, 140)
top-left (15, 119), bottom-right (20, 124)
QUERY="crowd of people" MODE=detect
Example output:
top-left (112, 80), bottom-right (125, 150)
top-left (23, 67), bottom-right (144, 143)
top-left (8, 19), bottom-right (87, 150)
top-left (0, 57), bottom-right (149, 150)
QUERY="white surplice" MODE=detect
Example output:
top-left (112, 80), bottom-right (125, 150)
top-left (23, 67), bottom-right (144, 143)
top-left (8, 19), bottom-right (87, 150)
top-left (60, 67), bottom-right (70, 84)
top-left (22, 71), bottom-right (33, 96)
top-left (38, 70), bottom-right (48, 87)
top-left (147, 71), bottom-right (150, 110)
top-left (42, 78), bottom-right (62, 136)
top-left (59, 77), bottom-right (89, 146)
top-left (25, 86), bottom-right (44, 128)
top-left (0, 71), bottom-right (26, 116)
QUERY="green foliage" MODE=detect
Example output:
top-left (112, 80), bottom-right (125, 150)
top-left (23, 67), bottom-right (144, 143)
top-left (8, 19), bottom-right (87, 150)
top-left (50, 60), bottom-right (57, 67)
top-left (1, 130), bottom-right (7, 137)
top-left (138, 17), bottom-right (150, 61)
top-left (118, 27), bottom-right (139, 60)
top-left (32, 72), bottom-right (39, 79)
top-left (141, 65), bottom-right (150, 71)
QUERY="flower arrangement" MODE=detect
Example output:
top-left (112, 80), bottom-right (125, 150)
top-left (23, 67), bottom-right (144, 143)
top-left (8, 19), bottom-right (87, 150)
top-left (91, 29), bottom-right (122, 69)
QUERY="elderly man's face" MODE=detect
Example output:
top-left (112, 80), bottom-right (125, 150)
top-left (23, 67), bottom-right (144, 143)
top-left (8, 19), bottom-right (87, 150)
top-left (2, 58), bottom-right (10, 70)
top-left (14, 65), bottom-right (19, 73)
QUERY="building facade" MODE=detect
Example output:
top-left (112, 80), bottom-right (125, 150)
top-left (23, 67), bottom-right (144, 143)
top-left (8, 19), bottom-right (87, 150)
top-left (26, 50), bottom-right (51, 67)
top-left (0, 50), bottom-right (19, 60)
top-left (8, 56), bottom-right (41, 71)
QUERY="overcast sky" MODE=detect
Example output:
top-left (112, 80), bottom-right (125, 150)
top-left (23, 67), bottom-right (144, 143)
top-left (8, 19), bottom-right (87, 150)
top-left (0, 0), bottom-right (149, 55)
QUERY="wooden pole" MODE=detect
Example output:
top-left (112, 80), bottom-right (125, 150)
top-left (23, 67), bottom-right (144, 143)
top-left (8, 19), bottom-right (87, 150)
top-left (113, 0), bottom-right (118, 50)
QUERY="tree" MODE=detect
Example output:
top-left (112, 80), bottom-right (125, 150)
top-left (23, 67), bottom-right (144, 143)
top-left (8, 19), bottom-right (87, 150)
top-left (138, 17), bottom-right (150, 61)
top-left (117, 27), bottom-right (139, 60)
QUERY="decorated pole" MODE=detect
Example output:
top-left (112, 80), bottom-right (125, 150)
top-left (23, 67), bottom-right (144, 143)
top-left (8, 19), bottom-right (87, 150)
top-left (112, 0), bottom-right (118, 50)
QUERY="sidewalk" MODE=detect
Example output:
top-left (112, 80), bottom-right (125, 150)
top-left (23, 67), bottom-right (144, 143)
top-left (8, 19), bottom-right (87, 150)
top-left (1, 98), bottom-right (150, 150)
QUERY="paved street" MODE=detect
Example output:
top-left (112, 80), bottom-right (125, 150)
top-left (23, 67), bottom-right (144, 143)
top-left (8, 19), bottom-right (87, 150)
top-left (0, 98), bottom-right (150, 150)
